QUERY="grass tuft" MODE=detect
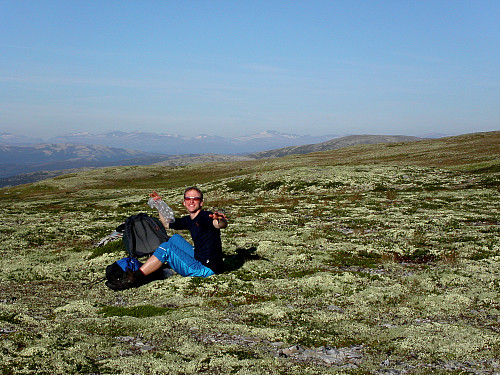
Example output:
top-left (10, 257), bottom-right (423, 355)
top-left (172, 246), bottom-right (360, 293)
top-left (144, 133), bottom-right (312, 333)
top-left (98, 305), bottom-right (171, 318)
top-left (88, 239), bottom-right (126, 259)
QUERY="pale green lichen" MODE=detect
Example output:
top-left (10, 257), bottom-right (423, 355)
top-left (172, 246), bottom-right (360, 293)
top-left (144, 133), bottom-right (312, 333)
top-left (0, 161), bottom-right (498, 373)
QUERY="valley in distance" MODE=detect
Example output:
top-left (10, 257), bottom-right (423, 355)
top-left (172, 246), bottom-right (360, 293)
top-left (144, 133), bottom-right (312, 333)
top-left (0, 129), bottom-right (455, 188)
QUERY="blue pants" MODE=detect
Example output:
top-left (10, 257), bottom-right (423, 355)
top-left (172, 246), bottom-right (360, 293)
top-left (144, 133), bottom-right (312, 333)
top-left (152, 234), bottom-right (214, 277)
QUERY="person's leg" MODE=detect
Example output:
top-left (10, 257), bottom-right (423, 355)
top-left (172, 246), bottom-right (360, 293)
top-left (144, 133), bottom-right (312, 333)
top-left (139, 233), bottom-right (192, 275)
top-left (139, 254), bottom-right (163, 275)
top-left (138, 234), bottom-right (213, 278)
top-left (155, 234), bottom-right (214, 277)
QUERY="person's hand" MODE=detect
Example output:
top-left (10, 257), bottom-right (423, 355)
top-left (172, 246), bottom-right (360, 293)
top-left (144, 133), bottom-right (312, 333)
top-left (150, 191), bottom-right (162, 201)
top-left (209, 211), bottom-right (227, 221)
top-left (210, 211), bottom-right (228, 229)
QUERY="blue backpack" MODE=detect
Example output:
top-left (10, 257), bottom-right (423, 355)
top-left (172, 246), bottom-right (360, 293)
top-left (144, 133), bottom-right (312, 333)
top-left (116, 257), bottom-right (142, 272)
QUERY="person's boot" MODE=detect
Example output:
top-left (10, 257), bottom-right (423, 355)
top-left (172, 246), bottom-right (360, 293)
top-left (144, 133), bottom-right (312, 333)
top-left (127, 269), bottom-right (147, 287)
top-left (105, 269), bottom-right (145, 291)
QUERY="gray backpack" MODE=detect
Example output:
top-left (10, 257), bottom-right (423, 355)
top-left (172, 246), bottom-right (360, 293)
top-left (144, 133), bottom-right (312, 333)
top-left (122, 213), bottom-right (169, 258)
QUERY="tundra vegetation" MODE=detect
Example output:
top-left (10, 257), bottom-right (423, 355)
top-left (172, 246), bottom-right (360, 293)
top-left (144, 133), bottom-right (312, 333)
top-left (0, 131), bottom-right (499, 374)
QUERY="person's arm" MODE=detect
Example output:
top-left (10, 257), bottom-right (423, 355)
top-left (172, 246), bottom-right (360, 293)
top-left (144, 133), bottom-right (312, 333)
top-left (210, 211), bottom-right (228, 229)
top-left (150, 191), bottom-right (172, 229)
top-left (158, 212), bottom-right (171, 229)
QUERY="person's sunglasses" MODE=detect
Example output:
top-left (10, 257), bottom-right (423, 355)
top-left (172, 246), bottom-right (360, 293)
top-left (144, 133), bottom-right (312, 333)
top-left (184, 196), bottom-right (202, 201)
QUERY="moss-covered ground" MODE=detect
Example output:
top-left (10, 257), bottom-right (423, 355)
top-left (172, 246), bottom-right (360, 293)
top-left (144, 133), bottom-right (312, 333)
top-left (0, 133), bottom-right (499, 374)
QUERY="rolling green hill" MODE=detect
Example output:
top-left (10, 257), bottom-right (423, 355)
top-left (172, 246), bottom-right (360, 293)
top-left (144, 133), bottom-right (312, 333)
top-left (5, 131), bottom-right (496, 193)
top-left (0, 131), bottom-right (498, 374)
top-left (247, 134), bottom-right (422, 159)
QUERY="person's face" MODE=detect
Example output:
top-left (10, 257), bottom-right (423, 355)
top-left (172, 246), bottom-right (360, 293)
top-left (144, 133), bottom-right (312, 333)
top-left (183, 189), bottom-right (203, 214)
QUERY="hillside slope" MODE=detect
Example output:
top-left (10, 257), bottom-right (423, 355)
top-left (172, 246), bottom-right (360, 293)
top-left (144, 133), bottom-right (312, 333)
top-left (297, 130), bottom-right (499, 169)
top-left (0, 131), bottom-right (498, 374)
top-left (153, 153), bottom-right (253, 167)
top-left (2, 131), bottom-right (497, 192)
top-left (248, 134), bottom-right (422, 159)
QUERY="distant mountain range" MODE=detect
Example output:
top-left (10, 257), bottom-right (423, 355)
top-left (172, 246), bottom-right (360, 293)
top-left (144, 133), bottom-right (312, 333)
top-left (0, 143), bottom-right (167, 178)
top-left (0, 131), bottom-right (427, 187)
top-left (0, 129), bottom-right (338, 181)
top-left (1, 130), bottom-right (338, 155)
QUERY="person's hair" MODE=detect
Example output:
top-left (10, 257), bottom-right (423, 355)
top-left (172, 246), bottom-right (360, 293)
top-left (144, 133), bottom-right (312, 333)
top-left (184, 186), bottom-right (203, 201)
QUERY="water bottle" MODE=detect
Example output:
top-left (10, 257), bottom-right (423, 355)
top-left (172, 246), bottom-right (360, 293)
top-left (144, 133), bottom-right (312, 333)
top-left (148, 197), bottom-right (175, 223)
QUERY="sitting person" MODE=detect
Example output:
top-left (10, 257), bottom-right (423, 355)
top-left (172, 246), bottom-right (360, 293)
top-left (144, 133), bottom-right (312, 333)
top-left (128, 186), bottom-right (227, 287)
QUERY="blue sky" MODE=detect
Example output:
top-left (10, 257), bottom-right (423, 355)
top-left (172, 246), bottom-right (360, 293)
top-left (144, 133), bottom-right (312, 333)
top-left (1, 0), bottom-right (499, 139)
